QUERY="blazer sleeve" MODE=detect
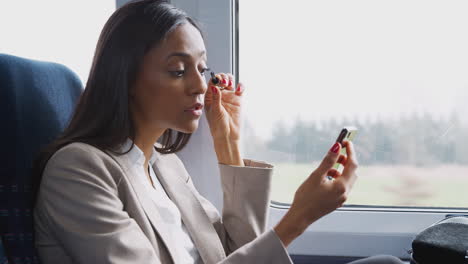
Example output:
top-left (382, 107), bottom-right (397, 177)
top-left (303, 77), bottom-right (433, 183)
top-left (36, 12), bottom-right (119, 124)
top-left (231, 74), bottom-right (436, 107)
top-left (183, 158), bottom-right (293, 264)
top-left (34, 143), bottom-right (161, 264)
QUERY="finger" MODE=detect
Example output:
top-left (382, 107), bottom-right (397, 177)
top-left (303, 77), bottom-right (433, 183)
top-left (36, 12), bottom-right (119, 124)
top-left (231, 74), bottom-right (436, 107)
top-left (209, 72), bottom-right (223, 87)
top-left (235, 82), bottom-right (245, 96)
top-left (218, 73), bottom-right (235, 91)
top-left (204, 83), bottom-right (213, 109)
top-left (226, 74), bottom-right (235, 90)
top-left (327, 169), bottom-right (341, 179)
top-left (343, 140), bottom-right (354, 157)
top-left (343, 141), bottom-right (357, 168)
top-left (313, 142), bottom-right (341, 178)
top-left (335, 171), bottom-right (358, 197)
top-left (328, 154), bottom-right (346, 179)
top-left (340, 141), bottom-right (359, 184)
top-left (210, 85), bottom-right (222, 112)
top-left (221, 89), bottom-right (242, 106)
top-left (337, 154), bottom-right (347, 166)
top-left (348, 172), bottom-right (358, 190)
top-left (218, 73), bottom-right (230, 89)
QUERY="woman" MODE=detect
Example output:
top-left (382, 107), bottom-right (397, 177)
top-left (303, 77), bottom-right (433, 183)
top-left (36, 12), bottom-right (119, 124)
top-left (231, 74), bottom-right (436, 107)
top-left (33, 0), bottom-right (403, 263)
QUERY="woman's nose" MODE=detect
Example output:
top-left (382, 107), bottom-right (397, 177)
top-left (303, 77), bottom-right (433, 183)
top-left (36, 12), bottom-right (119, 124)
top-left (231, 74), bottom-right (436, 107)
top-left (189, 72), bottom-right (208, 95)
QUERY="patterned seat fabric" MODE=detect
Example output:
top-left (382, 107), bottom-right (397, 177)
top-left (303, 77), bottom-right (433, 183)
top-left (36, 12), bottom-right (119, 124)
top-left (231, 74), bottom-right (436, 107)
top-left (0, 54), bottom-right (83, 264)
top-left (1, 236), bottom-right (8, 264)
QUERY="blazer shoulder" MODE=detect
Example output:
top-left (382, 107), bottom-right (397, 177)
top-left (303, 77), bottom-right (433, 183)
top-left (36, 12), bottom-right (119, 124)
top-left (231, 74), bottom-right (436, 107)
top-left (44, 142), bottom-right (123, 180)
top-left (49, 142), bottom-right (113, 163)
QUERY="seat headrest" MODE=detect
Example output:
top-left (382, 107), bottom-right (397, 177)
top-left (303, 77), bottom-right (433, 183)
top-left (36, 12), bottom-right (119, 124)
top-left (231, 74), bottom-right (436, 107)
top-left (0, 53), bottom-right (83, 263)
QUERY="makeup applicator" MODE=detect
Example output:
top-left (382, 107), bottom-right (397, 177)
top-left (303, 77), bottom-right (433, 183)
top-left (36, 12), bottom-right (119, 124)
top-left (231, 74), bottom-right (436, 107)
top-left (210, 72), bottom-right (225, 90)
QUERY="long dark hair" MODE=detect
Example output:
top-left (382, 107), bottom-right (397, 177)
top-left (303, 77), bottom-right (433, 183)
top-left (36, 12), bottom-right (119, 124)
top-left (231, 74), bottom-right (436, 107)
top-left (33, 0), bottom-right (202, 201)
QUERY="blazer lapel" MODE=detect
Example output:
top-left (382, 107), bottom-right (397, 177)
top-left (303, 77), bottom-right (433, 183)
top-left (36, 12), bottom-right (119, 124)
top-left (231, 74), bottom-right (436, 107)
top-left (112, 154), bottom-right (182, 264)
top-left (152, 155), bottom-right (226, 264)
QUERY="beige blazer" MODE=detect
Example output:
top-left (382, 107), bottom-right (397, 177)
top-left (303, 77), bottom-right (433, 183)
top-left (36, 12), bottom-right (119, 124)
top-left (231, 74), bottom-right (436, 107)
top-left (34, 142), bottom-right (292, 264)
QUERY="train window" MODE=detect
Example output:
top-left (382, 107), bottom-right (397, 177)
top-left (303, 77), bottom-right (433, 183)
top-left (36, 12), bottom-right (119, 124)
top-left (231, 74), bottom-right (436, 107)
top-left (239, 0), bottom-right (468, 209)
top-left (0, 1), bottom-right (115, 83)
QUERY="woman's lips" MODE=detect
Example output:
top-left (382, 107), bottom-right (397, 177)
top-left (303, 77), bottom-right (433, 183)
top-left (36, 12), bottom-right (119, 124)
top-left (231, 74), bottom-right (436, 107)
top-left (184, 103), bottom-right (203, 116)
top-left (185, 109), bottom-right (203, 116)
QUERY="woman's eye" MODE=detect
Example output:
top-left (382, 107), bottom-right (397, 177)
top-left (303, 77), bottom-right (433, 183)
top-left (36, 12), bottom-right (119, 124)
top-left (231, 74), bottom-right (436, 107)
top-left (200, 67), bottom-right (210, 76)
top-left (170, 70), bottom-right (185, 77)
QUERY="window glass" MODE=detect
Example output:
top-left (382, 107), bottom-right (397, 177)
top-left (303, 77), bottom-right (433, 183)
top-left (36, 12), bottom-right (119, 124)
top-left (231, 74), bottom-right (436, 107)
top-left (239, 0), bottom-right (468, 208)
top-left (0, 0), bottom-right (115, 83)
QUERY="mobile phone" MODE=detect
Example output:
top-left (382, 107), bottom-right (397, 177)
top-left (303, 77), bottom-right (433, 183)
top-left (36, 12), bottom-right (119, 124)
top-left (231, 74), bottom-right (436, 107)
top-left (335, 126), bottom-right (358, 146)
top-left (332, 126), bottom-right (358, 172)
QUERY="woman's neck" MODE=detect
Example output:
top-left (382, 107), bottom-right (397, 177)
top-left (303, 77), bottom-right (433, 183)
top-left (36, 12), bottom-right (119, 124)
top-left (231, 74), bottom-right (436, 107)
top-left (133, 128), bottom-right (164, 167)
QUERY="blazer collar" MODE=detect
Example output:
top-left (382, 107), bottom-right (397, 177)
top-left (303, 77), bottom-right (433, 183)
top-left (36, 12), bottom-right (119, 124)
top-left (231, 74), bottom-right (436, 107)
top-left (151, 148), bottom-right (227, 264)
top-left (112, 142), bottom-right (226, 263)
top-left (111, 148), bottom-right (182, 264)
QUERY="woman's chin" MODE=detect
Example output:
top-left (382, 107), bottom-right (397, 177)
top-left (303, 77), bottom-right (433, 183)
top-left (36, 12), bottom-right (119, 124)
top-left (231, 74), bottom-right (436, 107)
top-left (176, 121), bottom-right (199, 134)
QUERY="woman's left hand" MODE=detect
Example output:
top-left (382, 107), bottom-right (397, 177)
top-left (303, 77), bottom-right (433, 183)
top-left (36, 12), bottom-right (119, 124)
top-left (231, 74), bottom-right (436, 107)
top-left (204, 73), bottom-right (244, 142)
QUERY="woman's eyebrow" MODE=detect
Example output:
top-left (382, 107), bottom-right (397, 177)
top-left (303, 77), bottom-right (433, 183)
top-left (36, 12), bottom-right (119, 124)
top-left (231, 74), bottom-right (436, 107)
top-left (166, 50), bottom-right (206, 61)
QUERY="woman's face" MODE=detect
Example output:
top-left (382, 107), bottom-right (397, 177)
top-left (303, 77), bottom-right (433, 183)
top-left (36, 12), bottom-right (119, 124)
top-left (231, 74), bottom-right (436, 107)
top-left (131, 22), bottom-right (208, 136)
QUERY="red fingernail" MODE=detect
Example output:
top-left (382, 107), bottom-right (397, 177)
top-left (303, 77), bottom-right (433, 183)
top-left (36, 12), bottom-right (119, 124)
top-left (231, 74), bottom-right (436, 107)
top-left (236, 84), bottom-right (241, 92)
top-left (330, 142), bottom-right (340, 153)
top-left (211, 86), bottom-right (217, 94)
top-left (222, 79), bottom-right (227, 84)
top-left (228, 80), bottom-right (232, 87)
top-left (337, 155), bottom-right (345, 164)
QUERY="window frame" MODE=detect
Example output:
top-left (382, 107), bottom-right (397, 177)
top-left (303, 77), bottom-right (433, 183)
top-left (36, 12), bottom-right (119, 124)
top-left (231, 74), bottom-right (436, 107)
top-left (172, 0), bottom-right (468, 260)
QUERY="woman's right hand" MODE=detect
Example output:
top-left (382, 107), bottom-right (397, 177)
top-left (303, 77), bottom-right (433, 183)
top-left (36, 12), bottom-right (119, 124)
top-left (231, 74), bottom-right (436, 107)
top-left (273, 141), bottom-right (359, 247)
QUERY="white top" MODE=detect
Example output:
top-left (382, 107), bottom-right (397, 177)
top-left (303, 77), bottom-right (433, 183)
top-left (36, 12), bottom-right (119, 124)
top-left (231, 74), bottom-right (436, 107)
top-left (123, 140), bottom-right (202, 264)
